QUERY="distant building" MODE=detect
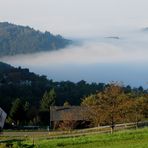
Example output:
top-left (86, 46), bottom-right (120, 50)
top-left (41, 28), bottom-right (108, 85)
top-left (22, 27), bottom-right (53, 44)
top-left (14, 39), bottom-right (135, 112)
top-left (50, 106), bottom-right (89, 128)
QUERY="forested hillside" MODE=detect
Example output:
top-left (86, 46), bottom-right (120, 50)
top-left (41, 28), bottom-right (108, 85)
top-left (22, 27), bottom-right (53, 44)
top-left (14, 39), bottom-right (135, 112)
top-left (0, 62), bottom-right (106, 112)
top-left (0, 22), bottom-right (71, 56)
top-left (0, 62), bottom-right (147, 126)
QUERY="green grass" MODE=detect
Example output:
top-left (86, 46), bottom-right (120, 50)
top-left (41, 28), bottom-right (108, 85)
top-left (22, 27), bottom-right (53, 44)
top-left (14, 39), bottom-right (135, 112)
top-left (1, 128), bottom-right (148, 148)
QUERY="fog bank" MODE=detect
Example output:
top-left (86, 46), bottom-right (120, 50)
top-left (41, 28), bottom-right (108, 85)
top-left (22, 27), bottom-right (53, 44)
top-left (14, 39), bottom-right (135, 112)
top-left (1, 30), bottom-right (148, 87)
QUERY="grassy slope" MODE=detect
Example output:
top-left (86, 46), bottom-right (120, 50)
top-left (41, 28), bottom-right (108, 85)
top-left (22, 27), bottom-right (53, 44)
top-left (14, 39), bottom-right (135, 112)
top-left (25, 128), bottom-right (148, 148)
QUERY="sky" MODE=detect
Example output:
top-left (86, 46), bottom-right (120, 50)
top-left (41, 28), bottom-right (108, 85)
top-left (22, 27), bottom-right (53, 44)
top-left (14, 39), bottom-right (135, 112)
top-left (0, 0), bottom-right (148, 87)
top-left (0, 0), bottom-right (148, 37)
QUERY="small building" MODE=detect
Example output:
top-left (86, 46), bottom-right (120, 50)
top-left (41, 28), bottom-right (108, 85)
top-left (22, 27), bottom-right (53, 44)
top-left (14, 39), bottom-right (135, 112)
top-left (50, 106), bottom-right (89, 129)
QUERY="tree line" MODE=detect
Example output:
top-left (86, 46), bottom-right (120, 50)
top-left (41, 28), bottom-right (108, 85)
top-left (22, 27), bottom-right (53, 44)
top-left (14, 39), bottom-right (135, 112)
top-left (6, 82), bottom-right (148, 129)
top-left (50, 82), bottom-right (148, 131)
top-left (0, 62), bottom-right (147, 128)
top-left (81, 82), bottom-right (148, 131)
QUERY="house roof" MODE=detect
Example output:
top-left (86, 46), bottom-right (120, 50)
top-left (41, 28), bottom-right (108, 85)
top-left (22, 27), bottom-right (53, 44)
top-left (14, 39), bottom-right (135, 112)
top-left (50, 106), bottom-right (89, 121)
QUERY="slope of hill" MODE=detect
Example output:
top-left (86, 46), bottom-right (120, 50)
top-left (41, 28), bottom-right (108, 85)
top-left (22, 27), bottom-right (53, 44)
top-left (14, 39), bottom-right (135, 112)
top-left (0, 62), bottom-right (50, 111)
top-left (0, 62), bottom-right (106, 113)
top-left (0, 22), bottom-right (71, 56)
top-left (0, 62), bottom-right (13, 72)
top-left (0, 62), bottom-right (145, 117)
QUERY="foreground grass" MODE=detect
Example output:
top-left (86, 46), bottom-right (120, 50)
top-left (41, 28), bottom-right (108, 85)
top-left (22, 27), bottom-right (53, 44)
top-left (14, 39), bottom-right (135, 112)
top-left (28, 128), bottom-right (148, 148)
top-left (1, 128), bottom-right (148, 148)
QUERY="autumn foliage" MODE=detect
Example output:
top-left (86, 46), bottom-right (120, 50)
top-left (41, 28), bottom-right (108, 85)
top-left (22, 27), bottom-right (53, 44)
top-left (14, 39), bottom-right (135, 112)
top-left (81, 82), bottom-right (148, 131)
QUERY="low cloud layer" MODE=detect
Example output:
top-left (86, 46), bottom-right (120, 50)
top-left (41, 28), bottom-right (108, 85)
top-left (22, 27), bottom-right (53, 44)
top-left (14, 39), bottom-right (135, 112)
top-left (1, 31), bottom-right (148, 87)
top-left (1, 36), bottom-right (148, 67)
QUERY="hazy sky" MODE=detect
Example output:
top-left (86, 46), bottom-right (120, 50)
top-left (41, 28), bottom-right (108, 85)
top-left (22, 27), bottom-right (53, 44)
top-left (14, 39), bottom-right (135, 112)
top-left (0, 0), bottom-right (148, 37)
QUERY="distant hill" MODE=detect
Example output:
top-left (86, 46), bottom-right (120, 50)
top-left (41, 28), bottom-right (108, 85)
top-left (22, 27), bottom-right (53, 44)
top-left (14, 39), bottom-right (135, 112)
top-left (105, 36), bottom-right (120, 40)
top-left (0, 62), bottom-right (13, 72)
top-left (0, 22), bottom-right (71, 56)
top-left (0, 62), bottom-right (107, 112)
top-left (0, 61), bottom-right (47, 83)
top-left (0, 61), bottom-right (50, 111)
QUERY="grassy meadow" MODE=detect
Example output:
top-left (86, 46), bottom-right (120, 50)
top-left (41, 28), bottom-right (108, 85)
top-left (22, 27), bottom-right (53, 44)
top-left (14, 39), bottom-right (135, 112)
top-left (0, 127), bottom-right (148, 148)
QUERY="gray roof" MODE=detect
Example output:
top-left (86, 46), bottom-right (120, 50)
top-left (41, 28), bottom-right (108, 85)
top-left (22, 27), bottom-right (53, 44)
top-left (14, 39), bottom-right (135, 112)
top-left (50, 106), bottom-right (89, 121)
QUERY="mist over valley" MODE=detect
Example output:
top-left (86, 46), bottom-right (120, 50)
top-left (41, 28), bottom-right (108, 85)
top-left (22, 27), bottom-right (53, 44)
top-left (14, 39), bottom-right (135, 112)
top-left (1, 27), bottom-right (148, 87)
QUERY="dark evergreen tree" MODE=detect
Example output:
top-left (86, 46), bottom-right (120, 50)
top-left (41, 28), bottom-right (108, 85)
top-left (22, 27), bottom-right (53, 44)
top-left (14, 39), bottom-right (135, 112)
top-left (40, 89), bottom-right (56, 110)
top-left (9, 98), bottom-right (25, 125)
